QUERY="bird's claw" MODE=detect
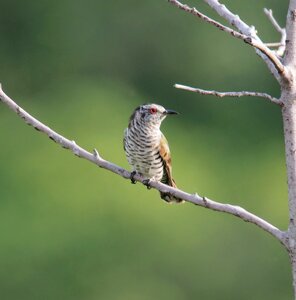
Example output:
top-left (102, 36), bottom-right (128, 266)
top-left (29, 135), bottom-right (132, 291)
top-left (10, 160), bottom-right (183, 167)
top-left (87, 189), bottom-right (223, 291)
top-left (130, 171), bottom-right (137, 184)
top-left (142, 179), bottom-right (152, 190)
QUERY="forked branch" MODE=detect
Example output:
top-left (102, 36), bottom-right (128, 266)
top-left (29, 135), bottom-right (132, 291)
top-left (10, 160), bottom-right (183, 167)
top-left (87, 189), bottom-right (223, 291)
top-left (202, 0), bottom-right (256, 36)
top-left (0, 84), bottom-right (287, 247)
top-left (168, 0), bottom-right (289, 82)
top-left (264, 8), bottom-right (286, 56)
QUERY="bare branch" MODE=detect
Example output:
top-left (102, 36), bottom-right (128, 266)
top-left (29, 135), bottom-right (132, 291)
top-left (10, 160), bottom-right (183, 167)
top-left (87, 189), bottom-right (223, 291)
top-left (168, 0), bottom-right (287, 81)
top-left (0, 85), bottom-right (287, 247)
top-left (168, 0), bottom-right (243, 36)
top-left (265, 42), bottom-right (285, 48)
top-left (174, 84), bottom-right (282, 105)
top-left (200, 0), bottom-right (289, 82)
top-left (264, 8), bottom-right (284, 33)
top-left (264, 8), bottom-right (286, 56)
top-left (203, 0), bottom-right (256, 36)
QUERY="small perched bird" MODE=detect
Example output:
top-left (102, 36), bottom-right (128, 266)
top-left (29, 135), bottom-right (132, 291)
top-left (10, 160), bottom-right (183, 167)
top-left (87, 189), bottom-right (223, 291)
top-left (124, 103), bottom-right (183, 203)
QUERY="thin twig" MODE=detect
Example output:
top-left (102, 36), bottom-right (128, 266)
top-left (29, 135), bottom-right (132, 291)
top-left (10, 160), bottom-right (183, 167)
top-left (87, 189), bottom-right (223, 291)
top-left (265, 42), bottom-right (285, 48)
top-left (93, 148), bottom-right (101, 159)
top-left (264, 8), bottom-right (285, 34)
top-left (264, 8), bottom-right (286, 56)
top-left (168, 0), bottom-right (286, 78)
top-left (0, 84), bottom-right (287, 247)
top-left (174, 84), bottom-right (282, 105)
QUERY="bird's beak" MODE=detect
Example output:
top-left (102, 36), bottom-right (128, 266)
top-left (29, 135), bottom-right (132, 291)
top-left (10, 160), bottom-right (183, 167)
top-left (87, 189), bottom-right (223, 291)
top-left (164, 109), bottom-right (179, 115)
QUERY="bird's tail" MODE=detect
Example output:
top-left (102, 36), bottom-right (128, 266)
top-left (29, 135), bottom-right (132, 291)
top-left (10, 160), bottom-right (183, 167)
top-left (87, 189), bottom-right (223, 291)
top-left (160, 179), bottom-right (185, 204)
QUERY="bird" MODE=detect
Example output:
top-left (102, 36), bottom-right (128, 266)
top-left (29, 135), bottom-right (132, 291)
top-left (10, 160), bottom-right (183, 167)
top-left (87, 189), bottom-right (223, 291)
top-left (123, 103), bottom-right (183, 203)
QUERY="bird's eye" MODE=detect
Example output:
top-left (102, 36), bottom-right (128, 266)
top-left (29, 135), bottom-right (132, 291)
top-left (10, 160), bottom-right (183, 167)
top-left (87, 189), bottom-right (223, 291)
top-left (149, 107), bottom-right (157, 114)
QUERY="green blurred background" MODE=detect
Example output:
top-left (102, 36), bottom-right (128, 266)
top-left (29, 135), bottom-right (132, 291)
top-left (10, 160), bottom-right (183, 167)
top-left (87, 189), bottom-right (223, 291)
top-left (0, 0), bottom-right (292, 299)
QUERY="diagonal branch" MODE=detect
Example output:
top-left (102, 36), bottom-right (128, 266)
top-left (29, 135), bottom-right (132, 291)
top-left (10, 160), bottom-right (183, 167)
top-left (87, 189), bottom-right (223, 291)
top-left (174, 84), bottom-right (282, 105)
top-left (168, 0), bottom-right (290, 83)
top-left (203, 0), bottom-right (257, 36)
top-left (0, 84), bottom-right (288, 248)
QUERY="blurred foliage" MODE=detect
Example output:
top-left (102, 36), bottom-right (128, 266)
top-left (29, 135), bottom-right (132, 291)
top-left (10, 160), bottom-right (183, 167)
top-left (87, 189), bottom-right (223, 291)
top-left (0, 0), bottom-right (292, 299)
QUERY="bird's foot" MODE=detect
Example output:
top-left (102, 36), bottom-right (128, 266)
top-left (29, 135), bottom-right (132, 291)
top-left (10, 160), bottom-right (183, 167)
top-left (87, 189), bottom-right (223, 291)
top-left (130, 171), bottom-right (137, 184)
top-left (142, 179), bottom-right (151, 189)
top-left (142, 177), bottom-right (156, 190)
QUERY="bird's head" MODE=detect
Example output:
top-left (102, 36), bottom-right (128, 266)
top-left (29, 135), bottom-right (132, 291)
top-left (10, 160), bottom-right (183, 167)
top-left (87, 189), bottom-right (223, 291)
top-left (129, 103), bottom-right (178, 127)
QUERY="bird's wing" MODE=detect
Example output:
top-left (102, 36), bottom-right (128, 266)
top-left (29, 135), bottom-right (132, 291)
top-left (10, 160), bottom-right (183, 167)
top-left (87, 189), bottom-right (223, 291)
top-left (123, 128), bottom-right (128, 151)
top-left (159, 133), bottom-right (176, 188)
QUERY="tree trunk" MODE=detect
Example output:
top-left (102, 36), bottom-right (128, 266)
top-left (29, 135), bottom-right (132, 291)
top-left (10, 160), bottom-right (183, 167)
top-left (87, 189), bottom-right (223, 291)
top-left (283, 1), bottom-right (296, 298)
top-left (282, 99), bottom-right (296, 298)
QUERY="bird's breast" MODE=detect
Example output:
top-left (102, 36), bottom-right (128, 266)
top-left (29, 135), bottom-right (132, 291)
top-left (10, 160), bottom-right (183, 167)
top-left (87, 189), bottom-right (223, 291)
top-left (124, 128), bottom-right (164, 180)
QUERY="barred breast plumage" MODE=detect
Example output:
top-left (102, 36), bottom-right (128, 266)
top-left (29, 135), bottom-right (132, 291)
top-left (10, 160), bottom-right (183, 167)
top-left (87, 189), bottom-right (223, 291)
top-left (124, 118), bottom-right (164, 181)
top-left (123, 103), bottom-right (184, 203)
